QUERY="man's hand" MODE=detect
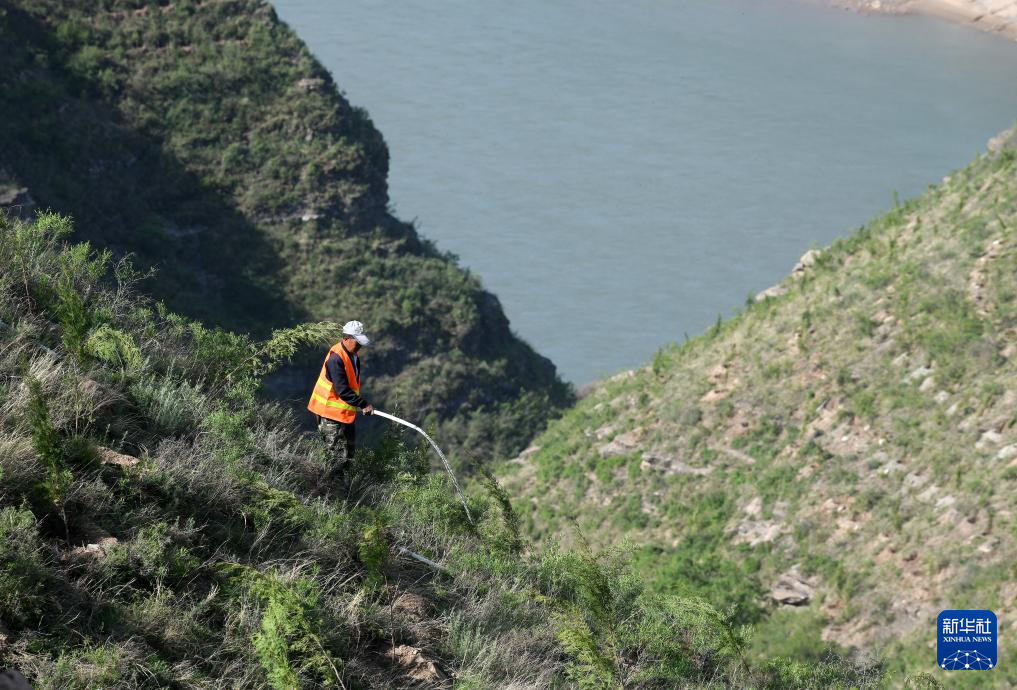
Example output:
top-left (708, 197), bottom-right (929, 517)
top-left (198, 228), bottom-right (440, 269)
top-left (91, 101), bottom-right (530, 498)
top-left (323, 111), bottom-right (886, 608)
top-left (362, 404), bottom-right (374, 416)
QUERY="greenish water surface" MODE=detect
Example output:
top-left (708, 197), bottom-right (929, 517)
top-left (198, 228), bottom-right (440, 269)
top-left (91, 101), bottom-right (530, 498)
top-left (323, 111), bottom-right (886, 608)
top-left (273, 0), bottom-right (1017, 384)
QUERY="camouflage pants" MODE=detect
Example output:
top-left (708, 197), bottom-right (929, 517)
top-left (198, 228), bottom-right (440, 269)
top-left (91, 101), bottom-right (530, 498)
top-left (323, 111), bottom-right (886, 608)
top-left (318, 416), bottom-right (356, 463)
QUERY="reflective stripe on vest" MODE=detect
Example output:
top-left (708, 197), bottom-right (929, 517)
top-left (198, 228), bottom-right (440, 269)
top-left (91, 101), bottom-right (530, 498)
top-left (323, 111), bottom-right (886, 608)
top-left (309, 392), bottom-right (358, 411)
top-left (307, 343), bottom-right (361, 423)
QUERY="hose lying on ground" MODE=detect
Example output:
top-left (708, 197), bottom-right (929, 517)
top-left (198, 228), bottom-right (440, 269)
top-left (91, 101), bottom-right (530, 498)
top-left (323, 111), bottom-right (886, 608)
top-left (394, 546), bottom-right (447, 572)
top-left (372, 410), bottom-right (474, 525)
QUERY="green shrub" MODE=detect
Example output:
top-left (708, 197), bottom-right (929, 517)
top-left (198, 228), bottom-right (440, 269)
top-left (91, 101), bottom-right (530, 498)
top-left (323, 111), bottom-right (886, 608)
top-left (554, 605), bottom-right (619, 690)
top-left (102, 521), bottom-right (200, 587)
top-left (750, 606), bottom-right (831, 663)
top-left (246, 481), bottom-right (314, 533)
top-left (35, 642), bottom-right (171, 690)
top-left (759, 650), bottom-right (885, 689)
top-left (630, 493), bottom-right (766, 626)
top-left (54, 271), bottom-right (90, 360)
top-left (627, 595), bottom-right (749, 683)
top-left (43, 643), bottom-right (129, 690)
top-left (0, 506), bottom-right (49, 626)
top-left (50, 241), bottom-right (109, 361)
top-left (245, 569), bottom-right (346, 689)
top-left (201, 405), bottom-right (255, 465)
top-left (904, 672), bottom-right (943, 689)
top-left (130, 375), bottom-right (205, 437)
top-left (356, 508), bottom-right (391, 588)
top-left (67, 45), bottom-right (105, 82)
top-left (538, 543), bottom-right (638, 688)
top-left (84, 324), bottom-right (143, 372)
top-left (478, 464), bottom-right (523, 555)
top-left (26, 376), bottom-right (73, 508)
top-left (394, 473), bottom-right (473, 538)
top-left (62, 435), bottom-right (98, 470)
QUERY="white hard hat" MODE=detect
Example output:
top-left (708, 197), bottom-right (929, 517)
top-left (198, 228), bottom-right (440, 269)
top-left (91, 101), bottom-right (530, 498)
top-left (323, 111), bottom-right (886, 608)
top-left (342, 320), bottom-right (370, 346)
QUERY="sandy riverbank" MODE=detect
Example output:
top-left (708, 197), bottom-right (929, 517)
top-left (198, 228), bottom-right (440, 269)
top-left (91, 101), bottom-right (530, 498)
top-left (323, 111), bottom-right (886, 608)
top-left (829, 0), bottom-right (1017, 41)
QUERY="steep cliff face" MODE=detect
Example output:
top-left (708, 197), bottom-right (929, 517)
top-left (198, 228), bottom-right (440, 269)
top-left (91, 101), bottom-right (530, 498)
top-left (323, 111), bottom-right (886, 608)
top-left (504, 129), bottom-right (1017, 682)
top-left (0, 0), bottom-right (572, 458)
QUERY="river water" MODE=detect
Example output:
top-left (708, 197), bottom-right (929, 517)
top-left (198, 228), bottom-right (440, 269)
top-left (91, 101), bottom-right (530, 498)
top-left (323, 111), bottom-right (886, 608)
top-left (272, 0), bottom-right (1017, 385)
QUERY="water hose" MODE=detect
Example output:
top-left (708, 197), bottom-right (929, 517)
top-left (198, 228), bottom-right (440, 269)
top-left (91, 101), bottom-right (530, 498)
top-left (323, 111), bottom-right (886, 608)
top-left (371, 410), bottom-right (474, 525)
top-left (394, 545), bottom-right (447, 573)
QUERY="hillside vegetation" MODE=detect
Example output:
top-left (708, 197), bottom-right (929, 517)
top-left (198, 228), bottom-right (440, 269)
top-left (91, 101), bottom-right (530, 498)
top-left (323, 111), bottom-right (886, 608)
top-left (0, 212), bottom-right (894, 688)
top-left (504, 129), bottom-right (1017, 686)
top-left (0, 0), bottom-right (572, 458)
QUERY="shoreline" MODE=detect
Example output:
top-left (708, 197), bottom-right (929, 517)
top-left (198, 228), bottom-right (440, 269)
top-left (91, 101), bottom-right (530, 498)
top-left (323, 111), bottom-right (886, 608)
top-left (827, 0), bottom-right (1017, 41)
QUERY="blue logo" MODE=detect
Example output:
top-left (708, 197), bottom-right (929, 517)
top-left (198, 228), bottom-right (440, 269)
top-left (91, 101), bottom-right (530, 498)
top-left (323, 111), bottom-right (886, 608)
top-left (937, 610), bottom-right (996, 671)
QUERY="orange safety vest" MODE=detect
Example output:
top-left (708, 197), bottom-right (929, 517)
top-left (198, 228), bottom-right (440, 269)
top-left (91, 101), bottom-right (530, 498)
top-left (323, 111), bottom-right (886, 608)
top-left (307, 343), bottom-right (362, 424)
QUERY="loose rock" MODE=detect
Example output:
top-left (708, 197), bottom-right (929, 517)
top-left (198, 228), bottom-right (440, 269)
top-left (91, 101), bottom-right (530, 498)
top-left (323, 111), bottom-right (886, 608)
top-left (734, 520), bottom-right (784, 546)
top-left (98, 446), bottom-right (140, 468)
top-left (383, 644), bottom-right (446, 684)
top-left (598, 429), bottom-right (642, 458)
top-left (640, 453), bottom-right (712, 476)
top-left (976, 429), bottom-right (1003, 450)
top-left (771, 567), bottom-right (815, 606)
top-left (996, 444), bottom-right (1017, 461)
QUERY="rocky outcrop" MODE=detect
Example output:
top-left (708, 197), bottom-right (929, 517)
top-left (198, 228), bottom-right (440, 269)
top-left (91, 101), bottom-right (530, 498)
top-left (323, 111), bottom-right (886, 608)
top-left (733, 520), bottom-right (786, 546)
top-left (597, 428), bottom-right (643, 458)
top-left (0, 185), bottom-right (36, 220)
top-left (754, 249), bottom-right (823, 302)
top-left (827, 0), bottom-right (1017, 41)
top-left (771, 567), bottom-right (817, 606)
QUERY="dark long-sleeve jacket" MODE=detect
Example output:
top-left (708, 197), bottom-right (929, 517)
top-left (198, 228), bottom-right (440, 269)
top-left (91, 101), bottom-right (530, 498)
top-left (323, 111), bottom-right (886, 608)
top-left (324, 344), bottom-right (368, 409)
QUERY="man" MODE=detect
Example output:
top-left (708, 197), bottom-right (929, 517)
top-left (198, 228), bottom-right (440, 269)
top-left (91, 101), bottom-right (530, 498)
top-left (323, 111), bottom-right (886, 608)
top-left (307, 320), bottom-right (374, 465)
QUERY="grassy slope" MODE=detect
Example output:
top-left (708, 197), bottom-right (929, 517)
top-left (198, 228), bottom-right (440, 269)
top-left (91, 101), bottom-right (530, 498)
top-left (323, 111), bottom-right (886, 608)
top-left (0, 0), bottom-right (572, 459)
top-left (0, 212), bottom-right (887, 689)
top-left (504, 129), bottom-right (1017, 686)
